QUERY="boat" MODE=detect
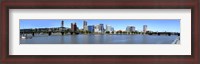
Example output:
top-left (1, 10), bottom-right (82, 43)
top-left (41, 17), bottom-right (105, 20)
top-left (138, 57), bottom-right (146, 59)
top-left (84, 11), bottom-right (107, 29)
top-left (21, 33), bottom-right (32, 39)
top-left (21, 36), bottom-right (26, 39)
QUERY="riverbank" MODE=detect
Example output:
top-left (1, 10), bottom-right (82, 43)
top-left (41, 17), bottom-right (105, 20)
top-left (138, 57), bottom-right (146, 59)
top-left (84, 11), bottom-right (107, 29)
top-left (20, 34), bottom-right (179, 44)
top-left (172, 37), bottom-right (180, 44)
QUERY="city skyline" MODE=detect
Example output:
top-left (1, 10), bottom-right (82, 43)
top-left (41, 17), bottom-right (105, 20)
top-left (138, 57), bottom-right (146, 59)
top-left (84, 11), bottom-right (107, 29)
top-left (20, 19), bottom-right (180, 32)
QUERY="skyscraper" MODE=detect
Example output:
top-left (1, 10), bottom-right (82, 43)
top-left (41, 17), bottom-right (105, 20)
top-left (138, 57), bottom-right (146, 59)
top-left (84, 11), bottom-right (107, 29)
top-left (71, 23), bottom-right (74, 32)
top-left (88, 25), bottom-right (95, 33)
top-left (143, 25), bottom-right (147, 33)
top-left (71, 23), bottom-right (77, 32)
top-left (61, 20), bottom-right (64, 28)
top-left (111, 27), bottom-right (114, 32)
top-left (126, 26), bottom-right (135, 32)
top-left (60, 20), bottom-right (65, 31)
top-left (94, 25), bottom-right (101, 33)
top-left (83, 20), bottom-right (88, 31)
top-left (74, 23), bottom-right (77, 32)
top-left (99, 24), bottom-right (104, 33)
top-left (106, 25), bottom-right (114, 32)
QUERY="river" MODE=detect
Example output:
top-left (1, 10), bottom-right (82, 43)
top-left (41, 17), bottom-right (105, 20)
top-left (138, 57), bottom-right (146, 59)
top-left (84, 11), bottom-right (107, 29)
top-left (20, 34), bottom-right (179, 44)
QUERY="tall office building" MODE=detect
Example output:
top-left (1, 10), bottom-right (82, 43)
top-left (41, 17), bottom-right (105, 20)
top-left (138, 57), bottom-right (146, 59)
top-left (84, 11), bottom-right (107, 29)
top-left (143, 25), bottom-right (147, 33)
top-left (106, 25), bottom-right (108, 31)
top-left (59, 20), bottom-right (65, 31)
top-left (99, 24), bottom-right (104, 33)
top-left (94, 25), bottom-right (101, 33)
top-left (106, 25), bottom-right (114, 32)
top-left (71, 23), bottom-right (73, 31)
top-left (88, 25), bottom-right (95, 32)
top-left (83, 20), bottom-right (88, 31)
top-left (61, 20), bottom-right (64, 28)
top-left (126, 26), bottom-right (135, 32)
top-left (71, 23), bottom-right (77, 32)
top-left (111, 27), bottom-right (114, 32)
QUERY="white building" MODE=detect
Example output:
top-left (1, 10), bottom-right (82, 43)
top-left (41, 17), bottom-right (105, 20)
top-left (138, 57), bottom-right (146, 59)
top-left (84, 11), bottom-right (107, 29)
top-left (106, 25), bottom-right (114, 32)
top-left (83, 20), bottom-right (88, 31)
top-left (126, 26), bottom-right (135, 32)
top-left (143, 25), bottom-right (147, 33)
top-left (94, 25), bottom-right (101, 33)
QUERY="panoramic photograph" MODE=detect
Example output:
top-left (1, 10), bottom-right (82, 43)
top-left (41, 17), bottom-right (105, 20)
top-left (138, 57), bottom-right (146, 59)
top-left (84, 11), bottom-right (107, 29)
top-left (20, 19), bottom-right (180, 44)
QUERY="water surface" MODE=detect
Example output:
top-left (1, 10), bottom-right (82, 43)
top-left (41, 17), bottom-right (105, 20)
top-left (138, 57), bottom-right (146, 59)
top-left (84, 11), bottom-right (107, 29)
top-left (20, 34), bottom-right (179, 44)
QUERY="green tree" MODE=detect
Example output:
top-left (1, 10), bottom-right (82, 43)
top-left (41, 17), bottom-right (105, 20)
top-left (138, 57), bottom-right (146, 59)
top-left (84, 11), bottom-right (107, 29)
top-left (85, 30), bottom-right (89, 34)
top-left (106, 31), bottom-right (110, 34)
top-left (88, 31), bottom-right (92, 34)
top-left (119, 31), bottom-right (122, 34)
top-left (123, 31), bottom-right (127, 34)
top-left (111, 31), bottom-right (114, 34)
top-left (131, 31), bottom-right (134, 34)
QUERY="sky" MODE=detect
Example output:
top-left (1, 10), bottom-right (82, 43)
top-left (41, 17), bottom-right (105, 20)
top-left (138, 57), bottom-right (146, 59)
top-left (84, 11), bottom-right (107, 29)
top-left (20, 19), bottom-right (180, 32)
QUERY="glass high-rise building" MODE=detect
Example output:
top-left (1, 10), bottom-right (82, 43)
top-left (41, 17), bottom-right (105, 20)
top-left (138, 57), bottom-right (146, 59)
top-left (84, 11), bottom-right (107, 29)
top-left (88, 25), bottom-right (94, 33)
top-left (83, 20), bottom-right (88, 31)
top-left (106, 25), bottom-right (114, 32)
top-left (126, 26), bottom-right (135, 32)
top-left (61, 20), bottom-right (64, 28)
top-left (99, 24), bottom-right (104, 33)
top-left (60, 20), bottom-right (65, 31)
top-left (143, 25), bottom-right (147, 33)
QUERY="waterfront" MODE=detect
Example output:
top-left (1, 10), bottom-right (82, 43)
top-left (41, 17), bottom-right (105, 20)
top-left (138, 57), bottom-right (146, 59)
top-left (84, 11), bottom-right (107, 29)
top-left (20, 34), bottom-right (179, 44)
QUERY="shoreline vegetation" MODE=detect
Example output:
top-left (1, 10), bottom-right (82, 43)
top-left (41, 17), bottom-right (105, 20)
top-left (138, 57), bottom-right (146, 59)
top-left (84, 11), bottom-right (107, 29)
top-left (20, 30), bottom-right (180, 36)
top-left (20, 28), bottom-right (180, 44)
top-left (20, 30), bottom-right (180, 44)
top-left (20, 32), bottom-right (180, 44)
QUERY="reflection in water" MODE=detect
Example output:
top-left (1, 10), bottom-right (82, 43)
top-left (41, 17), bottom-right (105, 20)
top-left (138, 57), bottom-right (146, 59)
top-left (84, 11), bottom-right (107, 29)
top-left (20, 35), bottom-right (179, 44)
top-left (60, 36), bottom-right (64, 44)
